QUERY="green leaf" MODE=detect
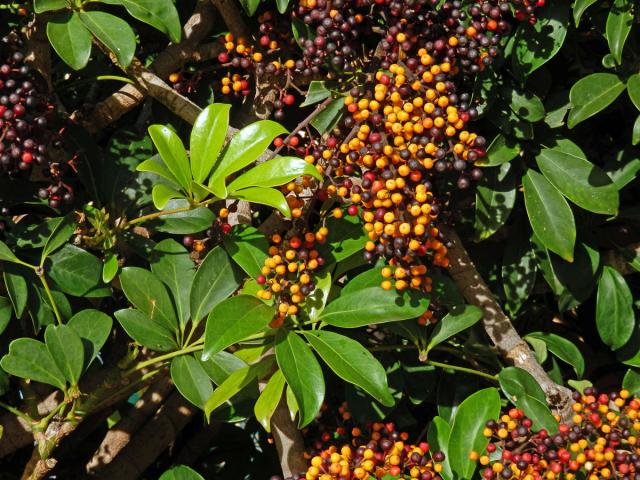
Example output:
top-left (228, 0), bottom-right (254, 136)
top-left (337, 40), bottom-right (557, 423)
top-left (310, 97), bottom-right (344, 134)
top-left (498, 367), bottom-right (546, 404)
top-left (41, 212), bottom-right (76, 262)
top-left (171, 356), bottom-right (214, 409)
top-left (502, 225), bottom-right (537, 316)
top-left (525, 332), bottom-right (585, 377)
top-left (114, 308), bottom-right (178, 352)
top-left (47, 245), bottom-right (108, 297)
top-left (190, 246), bottom-right (241, 324)
top-left (427, 417), bottom-right (452, 480)
top-left (78, 11), bottom-right (136, 67)
top-left (34, 0), bottom-right (67, 13)
top-left (102, 252), bottom-right (119, 283)
top-left (254, 370), bottom-right (286, 431)
top-left (45, 324), bottom-right (84, 386)
top-left (476, 134), bottom-right (521, 167)
top-left (159, 465), bottom-right (205, 480)
top-left (231, 187), bottom-right (291, 217)
top-left (275, 330), bottom-right (325, 427)
top-left (301, 81), bottom-right (332, 107)
top-left (605, 0), bottom-right (633, 64)
top-left (567, 73), bottom-right (626, 128)
top-left (320, 215), bottom-right (367, 264)
top-left (536, 143), bottom-right (619, 215)
top-left (150, 239), bottom-right (195, 328)
top-left (448, 388), bottom-right (501, 479)
top-left (152, 184), bottom-right (184, 210)
top-left (623, 369), bottom-right (640, 395)
top-left (512, 4), bottom-right (568, 78)
top-left (190, 104), bottom-right (231, 183)
top-left (204, 362), bottom-right (262, 418)
top-left (0, 338), bottom-right (66, 389)
top-left (46, 12), bottom-right (92, 70)
top-left (427, 305), bottom-right (483, 352)
top-left (474, 162), bottom-right (516, 240)
top-left (151, 200), bottom-right (215, 234)
top-left (276, 0), bottom-right (290, 13)
top-left (0, 240), bottom-right (21, 264)
top-left (223, 225), bottom-right (269, 279)
top-left (136, 157), bottom-right (180, 186)
top-left (199, 351), bottom-right (248, 385)
top-left (228, 156), bottom-right (322, 192)
top-left (0, 297), bottom-right (12, 335)
top-left (516, 394), bottom-right (559, 433)
top-left (319, 287), bottom-right (429, 328)
top-left (306, 270), bottom-right (332, 322)
top-left (68, 309), bottom-right (112, 370)
top-left (523, 170), bottom-right (575, 262)
top-left (3, 266), bottom-right (27, 318)
top-left (303, 330), bottom-right (394, 407)
top-left (209, 120), bottom-right (287, 198)
top-left (596, 266), bottom-right (634, 350)
top-left (148, 125), bottom-right (192, 191)
top-left (203, 295), bottom-right (273, 360)
top-left (573, 0), bottom-right (599, 25)
top-left (239, 0), bottom-right (261, 15)
top-left (633, 116), bottom-right (640, 146)
top-left (628, 74), bottom-right (640, 111)
top-left (501, 86), bottom-right (545, 122)
top-left (101, 0), bottom-right (182, 43)
top-left (119, 267), bottom-right (178, 333)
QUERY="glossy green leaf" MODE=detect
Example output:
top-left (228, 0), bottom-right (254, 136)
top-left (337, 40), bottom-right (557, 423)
top-left (319, 287), bottom-right (429, 328)
top-left (596, 266), bottom-right (634, 350)
top-left (605, 0), bottom-right (633, 64)
top-left (203, 295), bottom-right (273, 360)
top-left (34, 0), bottom-right (66, 13)
top-left (171, 355), bottom-right (214, 409)
top-left (523, 170), bottom-right (576, 262)
top-left (310, 97), bottom-right (344, 134)
top-left (275, 330), bottom-right (324, 427)
top-left (516, 394), bottom-right (558, 433)
top-left (209, 120), bottom-right (287, 198)
top-left (476, 134), bottom-right (521, 167)
top-left (633, 116), bottom-right (640, 146)
top-left (114, 308), bottom-right (178, 352)
top-left (303, 330), bottom-right (394, 407)
top-left (150, 239), bottom-right (195, 328)
top-left (78, 11), bottom-right (136, 67)
top-left (623, 369), bottom-right (640, 395)
top-left (47, 245), bottom-right (108, 297)
top-left (223, 225), bottom-right (269, 279)
top-left (276, 0), bottom-right (290, 13)
top-left (199, 351), bottom-right (248, 385)
top-left (254, 370), bottom-right (285, 432)
top-left (306, 270), bottom-right (332, 322)
top-left (3, 266), bottom-right (28, 318)
top-left (68, 309), bottom-right (112, 370)
top-left (0, 297), bottom-right (12, 335)
top-left (448, 388), bottom-right (501, 479)
top-left (45, 324), bottom-right (84, 386)
top-left (101, 0), bottom-right (181, 43)
top-left (119, 267), bottom-right (178, 333)
top-left (136, 157), bottom-right (179, 186)
top-left (232, 187), bottom-right (291, 217)
top-left (190, 246), bottom-right (241, 324)
top-left (190, 104), bottom-right (231, 183)
top-left (525, 332), bottom-right (585, 378)
top-left (502, 225), bottom-right (537, 316)
top-left (536, 143), bottom-right (619, 215)
top-left (46, 12), bottom-right (92, 70)
top-left (427, 417), bottom-right (453, 480)
top-left (474, 162), bottom-right (516, 240)
top-left (301, 81), bottom-right (331, 107)
top-left (628, 74), bottom-right (640, 111)
top-left (512, 4), bottom-right (568, 78)
top-left (320, 215), bottom-right (367, 264)
top-left (228, 156), bottom-right (322, 192)
top-left (239, 0), bottom-right (261, 15)
top-left (159, 465), bottom-right (205, 480)
top-left (148, 125), bottom-right (192, 191)
top-left (41, 212), bottom-right (76, 262)
top-left (0, 240), bottom-right (21, 264)
top-left (151, 200), bottom-right (215, 234)
top-left (567, 73), bottom-right (626, 128)
top-left (152, 184), bottom-right (184, 210)
top-left (204, 362), bottom-right (263, 418)
top-left (498, 366), bottom-right (546, 404)
top-left (573, 0), bottom-right (599, 25)
top-left (0, 338), bottom-right (66, 389)
top-left (427, 305), bottom-right (483, 352)
top-left (102, 252), bottom-right (119, 284)
top-left (501, 86), bottom-right (545, 122)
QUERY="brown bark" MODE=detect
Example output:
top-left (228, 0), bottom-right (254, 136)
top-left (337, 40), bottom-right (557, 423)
top-left (210, 0), bottom-right (251, 40)
top-left (172, 423), bottom-right (220, 466)
top-left (23, 17), bottom-right (51, 91)
top-left (91, 392), bottom-right (196, 480)
top-left (441, 225), bottom-right (574, 419)
top-left (80, 0), bottom-right (217, 134)
top-left (267, 394), bottom-right (308, 478)
top-left (85, 377), bottom-right (174, 473)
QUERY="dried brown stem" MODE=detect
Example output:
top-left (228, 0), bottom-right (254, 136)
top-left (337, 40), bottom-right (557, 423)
top-left (210, 0), bottom-right (251, 39)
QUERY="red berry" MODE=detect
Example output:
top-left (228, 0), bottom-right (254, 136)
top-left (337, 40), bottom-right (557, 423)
top-left (283, 94), bottom-right (295, 106)
top-left (257, 274), bottom-right (266, 285)
top-left (274, 137), bottom-right (284, 148)
top-left (347, 205), bottom-right (358, 216)
top-left (217, 52), bottom-right (229, 63)
top-left (221, 223), bottom-right (233, 234)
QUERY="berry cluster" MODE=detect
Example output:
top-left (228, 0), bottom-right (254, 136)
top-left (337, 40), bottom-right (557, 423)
top-left (305, 420), bottom-right (445, 480)
top-left (473, 388), bottom-right (640, 479)
top-left (257, 229), bottom-right (328, 328)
